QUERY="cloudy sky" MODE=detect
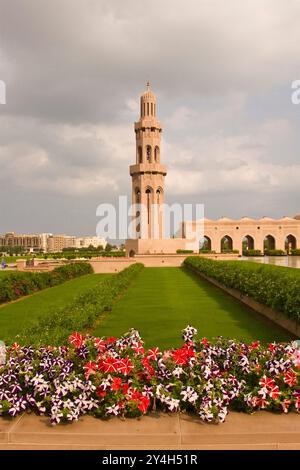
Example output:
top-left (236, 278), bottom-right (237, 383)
top-left (0, 0), bottom-right (300, 238)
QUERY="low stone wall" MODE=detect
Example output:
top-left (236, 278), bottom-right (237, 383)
top-left (89, 258), bottom-right (136, 273)
top-left (1, 411), bottom-right (300, 449)
top-left (189, 267), bottom-right (300, 337)
top-left (90, 253), bottom-right (239, 272)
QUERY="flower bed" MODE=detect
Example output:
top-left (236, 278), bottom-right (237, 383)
top-left (1, 326), bottom-right (300, 425)
top-left (0, 262), bottom-right (93, 304)
top-left (184, 257), bottom-right (300, 322)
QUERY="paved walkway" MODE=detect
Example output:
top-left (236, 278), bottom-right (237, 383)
top-left (1, 411), bottom-right (300, 450)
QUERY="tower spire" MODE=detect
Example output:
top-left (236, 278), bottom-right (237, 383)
top-left (146, 80), bottom-right (150, 91)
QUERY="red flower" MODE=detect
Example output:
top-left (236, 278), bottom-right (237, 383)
top-left (268, 385), bottom-right (281, 400)
top-left (132, 342), bottom-right (144, 355)
top-left (268, 343), bottom-right (277, 353)
top-left (284, 370), bottom-right (297, 387)
top-left (201, 338), bottom-right (210, 347)
top-left (295, 396), bottom-right (300, 410)
top-left (102, 357), bottom-right (119, 373)
top-left (83, 361), bottom-right (97, 379)
top-left (111, 377), bottom-right (122, 391)
top-left (10, 342), bottom-right (20, 351)
top-left (130, 389), bottom-right (142, 401)
top-left (105, 337), bottom-right (116, 345)
top-left (69, 332), bottom-right (84, 348)
top-left (94, 338), bottom-right (106, 351)
top-left (122, 383), bottom-right (130, 395)
top-left (118, 358), bottom-right (134, 376)
top-left (142, 357), bottom-right (155, 376)
top-left (281, 399), bottom-right (291, 413)
top-left (259, 376), bottom-right (276, 390)
top-left (255, 396), bottom-right (269, 408)
top-left (138, 396), bottom-right (150, 414)
top-left (250, 341), bottom-right (260, 350)
top-left (147, 347), bottom-right (160, 360)
top-left (96, 385), bottom-right (106, 399)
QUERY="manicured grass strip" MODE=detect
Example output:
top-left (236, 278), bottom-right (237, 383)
top-left (15, 263), bottom-right (144, 346)
top-left (0, 274), bottom-right (110, 341)
top-left (184, 257), bottom-right (300, 322)
top-left (0, 262), bottom-right (93, 304)
top-left (93, 267), bottom-right (293, 350)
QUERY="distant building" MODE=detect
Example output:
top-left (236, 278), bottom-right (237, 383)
top-left (46, 234), bottom-right (76, 253)
top-left (75, 236), bottom-right (107, 249)
top-left (0, 232), bottom-right (107, 253)
top-left (0, 232), bottom-right (51, 253)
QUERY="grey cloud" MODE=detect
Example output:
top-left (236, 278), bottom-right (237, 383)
top-left (0, 0), bottom-right (299, 236)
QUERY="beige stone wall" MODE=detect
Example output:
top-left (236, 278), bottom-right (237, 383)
top-left (125, 238), bottom-right (199, 257)
top-left (183, 216), bottom-right (300, 254)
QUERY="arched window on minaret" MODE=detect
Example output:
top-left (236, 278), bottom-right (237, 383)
top-left (156, 188), bottom-right (161, 204)
top-left (146, 188), bottom-right (152, 225)
top-left (154, 146), bottom-right (160, 163)
top-left (146, 145), bottom-right (152, 162)
top-left (138, 146), bottom-right (142, 164)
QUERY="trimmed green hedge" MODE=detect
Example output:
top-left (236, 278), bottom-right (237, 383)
top-left (184, 257), bottom-right (300, 323)
top-left (0, 263), bottom-right (93, 304)
top-left (243, 249), bottom-right (262, 257)
top-left (291, 249), bottom-right (300, 256)
top-left (264, 249), bottom-right (286, 256)
top-left (15, 263), bottom-right (144, 346)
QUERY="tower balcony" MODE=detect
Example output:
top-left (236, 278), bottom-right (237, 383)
top-left (134, 119), bottom-right (162, 131)
top-left (129, 163), bottom-right (167, 176)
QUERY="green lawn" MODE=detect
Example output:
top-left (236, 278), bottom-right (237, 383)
top-left (93, 267), bottom-right (293, 349)
top-left (0, 274), bottom-right (111, 340)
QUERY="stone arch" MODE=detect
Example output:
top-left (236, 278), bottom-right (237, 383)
top-left (264, 234), bottom-right (276, 252)
top-left (221, 235), bottom-right (233, 253)
top-left (242, 235), bottom-right (255, 253)
top-left (135, 188), bottom-right (141, 204)
top-left (156, 186), bottom-right (163, 203)
top-left (138, 146), bottom-right (142, 163)
top-left (285, 234), bottom-right (297, 253)
top-left (145, 187), bottom-right (153, 226)
top-left (146, 145), bottom-right (152, 162)
top-left (200, 235), bottom-right (211, 251)
top-left (154, 146), bottom-right (160, 162)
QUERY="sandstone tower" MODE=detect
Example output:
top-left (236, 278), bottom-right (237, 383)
top-left (125, 84), bottom-right (198, 256)
top-left (130, 82), bottom-right (167, 240)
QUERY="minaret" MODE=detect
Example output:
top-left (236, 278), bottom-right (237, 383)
top-left (130, 83), bottom-right (167, 239)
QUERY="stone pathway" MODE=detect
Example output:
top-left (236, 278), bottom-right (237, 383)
top-left (1, 411), bottom-right (300, 449)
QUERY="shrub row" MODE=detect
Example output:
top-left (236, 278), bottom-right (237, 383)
top-left (14, 263), bottom-right (144, 346)
top-left (291, 249), bottom-right (300, 256)
top-left (184, 257), bottom-right (300, 323)
top-left (243, 249), bottom-right (263, 256)
top-left (0, 262), bottom-right (93, 304)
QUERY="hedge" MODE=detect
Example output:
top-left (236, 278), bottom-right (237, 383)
top-left (14, 263), bottom-right (144, 346)
top-left (0, 262), bottom-right (93, 304)
top-left (184, 257), bottom-right (300, 323)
